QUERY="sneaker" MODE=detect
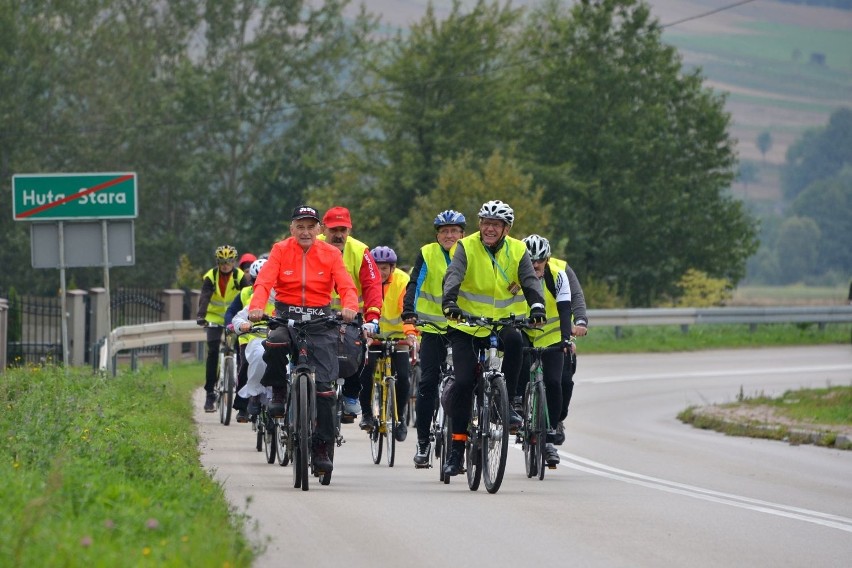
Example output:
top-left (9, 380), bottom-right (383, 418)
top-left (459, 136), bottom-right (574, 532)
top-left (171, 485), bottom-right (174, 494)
top-left (312, 440), bottom-right (333, 473)
top-left (343, 396), bottom-right (360, 417)
top-left (395, 420), bottom-right (408, 442)
top-left (247, 395), bottom-right (261, 416)
top-left (269, 387), bottom-right (286, 418)
top-left (443, 442), bottom-right (465, 476)
top-left (553, 421), bottom-right (565, 445)
top-left (413, 440), bottom-right (430, 467)
top-left (544, 443), bottom-right (560, 466)
top-left (359, 414), bottom-right (374, 432)
top-left (204, 392), bottom-right (216, 412)
top-left (509, 409), bottom-right (523, 434)
top-left (512, 395), bottom-right (523, 413)
top-left (236, 409), bottom-right (249, 423)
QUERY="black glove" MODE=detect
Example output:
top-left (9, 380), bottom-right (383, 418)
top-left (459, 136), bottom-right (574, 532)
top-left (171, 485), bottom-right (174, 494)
top-left (196, 317), bottom-right (207, 327)
top-left (401, 309), bottom-right (417, 323)
top-left (443, 302), bottom-right (463, 321)
top-left (529, 305), bottom-right (546, 326)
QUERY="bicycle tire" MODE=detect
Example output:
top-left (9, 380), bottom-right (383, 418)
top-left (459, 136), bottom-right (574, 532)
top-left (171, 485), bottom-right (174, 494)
top-left (221, 356), bottom-right (235, 426)
top-left (263, 416), bottom-right (277, 464)
top-left (385, 379), bottom-right (396, 467)
top-left (298, 375), bottom-right (310, 491)
top-left (440, 414), bottom-right (451, 484)
top-left (466, 383), bottom-right (482, 491)
top-left (534, 380), bottom-right (547, 481)
top-left (276, 416), bottom-right (289, 466)
top-left (407, 363), bottom-right (420, 426)
top-left (256, 417), bottom-right (264, 452)
top-left (483, 375), bottom-right (509, 494)
top-left (370, 380), bottom-right (383, 464)
top-left (522, 382), bottom-right (537, 478)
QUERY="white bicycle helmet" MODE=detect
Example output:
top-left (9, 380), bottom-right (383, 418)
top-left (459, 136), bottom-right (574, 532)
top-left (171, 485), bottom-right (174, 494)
top-left (523, 234), bottom-right (551, 261)
top-left (249, 258), bottom-right (267, 279)
top-left (478, 200), bottom-right (514, 227)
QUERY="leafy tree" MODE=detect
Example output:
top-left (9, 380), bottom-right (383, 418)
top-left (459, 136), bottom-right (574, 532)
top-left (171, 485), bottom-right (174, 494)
top-left (782, 107), bottom-right (852, 200)
top-left (339, 0), bottom-right (525, 248)
top-left (673, 269), bottom-right (732, 307)
top-left (788, 168), bottom-right (852, 279)
top-left (395, 150), bottom-right (552, 263)
top-left (774, 216), bottom-right (821, 283)
top-left (515, 0), bottom-right (757, 305)
top-left (756, 131), bottom-right (773, 163)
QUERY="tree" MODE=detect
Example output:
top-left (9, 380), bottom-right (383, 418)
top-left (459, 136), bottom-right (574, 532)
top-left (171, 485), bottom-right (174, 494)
top-left (782, 107), bottom-right (852, 201)
top-left (756, 131), bottom-right (773, 164)
top-left (775, 217), bottom-right (821, 283)
top-left (338, 0), bottom-right (525, 248)
top-left (514, 0), bottom-right (758, 305)
top-left (395, 150), bottom-right (553, 264)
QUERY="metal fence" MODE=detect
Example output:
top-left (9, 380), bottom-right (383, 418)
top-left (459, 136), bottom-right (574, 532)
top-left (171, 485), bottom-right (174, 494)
top-left (2, 292), bottom-right (64, 366)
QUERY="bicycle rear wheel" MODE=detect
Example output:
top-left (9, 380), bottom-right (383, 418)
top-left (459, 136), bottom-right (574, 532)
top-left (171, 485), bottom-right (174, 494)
top-left (466, 385), bottom-right (482, 491)
top-left (385, 379), bottom-right (397, 467)
top-left (220, 356), bottom-right (235, 425)
top-left (263, 415), bottom-right (277, 464)
top-left (522, 382), bottom-right (538, 478)
top-left (370, 382), bottom-right (383, 464)
top-left (483, 375), bottom-right (509, 494)
top-left (276, 416), bottom-right (290, 466)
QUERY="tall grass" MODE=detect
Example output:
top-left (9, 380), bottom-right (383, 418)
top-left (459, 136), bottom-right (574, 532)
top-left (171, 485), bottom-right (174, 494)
top-left (0, 364), bottom-right (256, 567)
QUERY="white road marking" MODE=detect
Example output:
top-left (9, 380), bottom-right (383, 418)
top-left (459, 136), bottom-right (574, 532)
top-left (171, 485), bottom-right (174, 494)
top-left (577, 364), bottom-right (852, 384)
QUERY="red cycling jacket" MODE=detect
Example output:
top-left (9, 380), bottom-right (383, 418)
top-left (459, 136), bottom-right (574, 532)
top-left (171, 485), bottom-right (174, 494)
top-left (249, 237), bottom-right (358, 312)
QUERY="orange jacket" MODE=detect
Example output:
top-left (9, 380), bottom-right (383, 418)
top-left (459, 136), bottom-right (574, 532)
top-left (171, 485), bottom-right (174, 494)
top-left (249, 237), bottom-right (358, 312)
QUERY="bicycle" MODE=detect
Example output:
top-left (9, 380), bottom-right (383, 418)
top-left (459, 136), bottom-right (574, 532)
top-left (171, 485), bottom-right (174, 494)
top-left (211, 324), bottom-right (237, 426)
top-left (519, 342), bottom-right (564, 480)
top-left (365, 335), bottom-right (410, 467)
top-left (452, 314), bottom-right (529, 494)
top-left (411, 320), bottom-right (453, 481)
top-left (265, 313), bottom-right (357, 490)
top-left (255, 396), bottom-right (278, 464)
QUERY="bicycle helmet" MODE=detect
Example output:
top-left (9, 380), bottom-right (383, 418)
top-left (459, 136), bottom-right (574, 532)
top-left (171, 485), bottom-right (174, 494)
top-left (523, 234), bottom-right (551, 261)
top-left (371, 246), bottom-right (398, 264)
top-left (249, 258), bottom-right (267, 279)
top-left (215, 245), bottom-right (238, 261)
top-left (433, 209), bottom-right (466, 230)
top-left (478, 200), bottom-right (514, 227)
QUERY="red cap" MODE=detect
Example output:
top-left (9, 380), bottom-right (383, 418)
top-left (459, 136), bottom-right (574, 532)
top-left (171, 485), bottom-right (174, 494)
top-left (238, 253), bottom-right (256, 266)
top-left (322, 206), bottom-right (352, 229)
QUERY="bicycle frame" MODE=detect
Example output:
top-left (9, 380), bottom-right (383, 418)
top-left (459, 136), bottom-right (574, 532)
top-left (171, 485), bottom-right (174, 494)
top-left (368, 336), bottom-right (409, 467)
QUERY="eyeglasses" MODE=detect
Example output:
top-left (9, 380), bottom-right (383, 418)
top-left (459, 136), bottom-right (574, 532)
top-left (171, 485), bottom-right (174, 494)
top-left (479, 219), bottom-right (504, 229)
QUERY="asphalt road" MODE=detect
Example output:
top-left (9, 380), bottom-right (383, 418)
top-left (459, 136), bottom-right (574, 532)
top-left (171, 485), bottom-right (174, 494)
top-left (195, 345), bottom-right (852, 567)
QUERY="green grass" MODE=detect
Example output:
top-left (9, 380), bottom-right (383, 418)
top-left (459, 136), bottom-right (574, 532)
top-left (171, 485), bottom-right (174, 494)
top-left (0, 364), bottom-right (257, 567)
top-left (578, 322), bottom-right (850, 354)
top-left (742, 385), bottom-right (852, 426)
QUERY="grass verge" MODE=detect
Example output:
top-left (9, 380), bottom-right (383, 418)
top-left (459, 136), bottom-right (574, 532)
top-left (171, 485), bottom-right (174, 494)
top-left (0, 363), bottom-right (257, 566)
top-left (678, 385), bottom-right (852, 450)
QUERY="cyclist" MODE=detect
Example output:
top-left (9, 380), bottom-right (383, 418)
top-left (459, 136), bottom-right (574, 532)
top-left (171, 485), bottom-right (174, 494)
top-left (231, 266), bottom-right (277, 421)
top-left (441, 200), bottom-right (546, 476)
top-left (226, 257), bottom-right (268, 422)
top-left (356, 246), bottom-right (417, 442)
top-left (196, 244), bottom-right (251, 412)
top-left (238, 252), bottom-right (257, 275)
top-left (319, 206), bottom-right (382, 421)
top-left (401, 209), bottom-right (467, 466)
top-left (248, 205), bottom-right (358, 473)
top-left (519, 234), bottom-right (576, 466)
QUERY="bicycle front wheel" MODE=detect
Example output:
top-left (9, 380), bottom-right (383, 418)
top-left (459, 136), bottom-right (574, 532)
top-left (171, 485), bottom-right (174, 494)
top-left (439, 413), bottom-right (451, 484)
top-left (297, 375), bottom-right (310, 491)
top-left (483, 375), bottom-right (509, 494)
top-left (522, 382), bottom-right (538, 478)
top-left (263, 414), bottom-right (277, 464)
top-left (370, 382), bottom-right (383, 464)
top-left (466, 385), bottom-right (482, 492)
top-left (534, 380), bottom-right (547, 481)
top-left (220, 356), bottom-right (235, 425)
top-left (385, 379), bottom-right (397, 467)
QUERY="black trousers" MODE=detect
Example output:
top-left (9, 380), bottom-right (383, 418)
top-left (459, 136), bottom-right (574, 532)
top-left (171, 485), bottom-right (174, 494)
top-left (414, 332), bottom-right (449, 442)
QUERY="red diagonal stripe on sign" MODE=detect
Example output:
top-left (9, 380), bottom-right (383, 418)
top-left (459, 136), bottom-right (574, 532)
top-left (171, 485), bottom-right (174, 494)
top-left (17, 174), bottom-right (134, 219)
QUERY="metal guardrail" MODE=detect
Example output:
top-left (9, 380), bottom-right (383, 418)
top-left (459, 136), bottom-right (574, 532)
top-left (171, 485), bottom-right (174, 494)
top-left (95, 306), bottom-right (852, 374)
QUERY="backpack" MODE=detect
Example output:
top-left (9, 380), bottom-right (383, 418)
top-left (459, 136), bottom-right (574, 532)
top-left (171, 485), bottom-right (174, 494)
top-left (337, 323), bottom-right (365, 378)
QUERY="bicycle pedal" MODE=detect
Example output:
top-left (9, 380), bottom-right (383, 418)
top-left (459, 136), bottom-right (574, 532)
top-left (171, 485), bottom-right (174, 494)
top-left (547, 464), bottom-right (557, 470)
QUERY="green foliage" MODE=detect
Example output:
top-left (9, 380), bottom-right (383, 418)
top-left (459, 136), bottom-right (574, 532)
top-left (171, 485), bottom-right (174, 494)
top-left (672, 268), bottom-right (732, 307)
top-left (0, 364), bottom-right (255, 566)
top-left (775, 216), bottom-right (822, 283)
top-left (514, 0), bottom-right (757, 306)
top-left (581, 276), bottom-right (627, 309)
top-left (756, 131), bottom-right (773, 162)
top-left (173, 254), bottom-right (202, 290)
top-left (782, 107), bottom-right (852, 200)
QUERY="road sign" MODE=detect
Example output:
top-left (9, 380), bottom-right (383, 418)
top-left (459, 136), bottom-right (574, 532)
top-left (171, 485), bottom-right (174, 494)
top-left (12, 172), bottom-right (138, 221)
top-left (30, 221), bottom-right (135, 268)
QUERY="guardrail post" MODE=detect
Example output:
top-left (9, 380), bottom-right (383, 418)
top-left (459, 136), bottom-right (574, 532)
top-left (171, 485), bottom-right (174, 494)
top-left (0, 298), bottom-right (8, 372)
top-left (160, 289), bottom-right (186, 365)
top-left (67, 289), bottom-right (88, 366)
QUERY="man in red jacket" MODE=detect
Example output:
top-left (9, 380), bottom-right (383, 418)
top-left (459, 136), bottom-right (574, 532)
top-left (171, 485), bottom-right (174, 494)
top-left (248, 205), bottom-right (358, 473)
